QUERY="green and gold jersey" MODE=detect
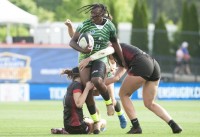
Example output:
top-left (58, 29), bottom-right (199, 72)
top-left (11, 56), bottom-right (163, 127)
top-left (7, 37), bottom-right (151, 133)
top-left (76, 18), bottom-right (117, 63)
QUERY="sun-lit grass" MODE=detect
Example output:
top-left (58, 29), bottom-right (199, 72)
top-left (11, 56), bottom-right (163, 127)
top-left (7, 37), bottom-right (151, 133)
top-left (0, 100), bottom-right (199, 137)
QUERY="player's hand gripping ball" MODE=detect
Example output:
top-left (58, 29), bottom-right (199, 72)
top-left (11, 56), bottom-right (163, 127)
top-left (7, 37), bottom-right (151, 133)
top-left (78, 33), bottom-right (94, 53)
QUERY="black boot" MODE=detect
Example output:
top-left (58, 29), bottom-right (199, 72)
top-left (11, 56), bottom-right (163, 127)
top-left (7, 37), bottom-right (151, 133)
top-left (127, 126), bottom-right (142, 134)
top-left (168, 120), bottom-right (182, 133)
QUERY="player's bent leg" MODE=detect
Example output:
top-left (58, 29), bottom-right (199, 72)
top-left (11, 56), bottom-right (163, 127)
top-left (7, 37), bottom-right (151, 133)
top-left (92, 77), bottom-right (114, 116)
top-left (79, 67), bottom-right (91, 86)
top-left (119, 75), bottom-right (144, 134)
top-left (108, 83), bottom-right (127, 128)
top-left (91, 60), bottom-right (115, 116)
top-left (119, 76), bottom-right (143, 120)
top-left (143, 81), bottom-right (172, 122)
top-left (143, 81), bottom-right (182, 134)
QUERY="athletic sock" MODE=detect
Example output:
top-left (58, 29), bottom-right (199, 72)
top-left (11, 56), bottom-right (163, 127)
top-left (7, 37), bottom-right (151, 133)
top-left (99, 89), bottom-right (111, 101)
top-left (116, 111), bottom-right (123, 116)
top-left (131, 118), bottom-right (140, 128)
top-left (104, 98), bottom-right (112, 106)
top-left (91, 112), bottom-right (100, 122)
top-left (87, 105), bottom-right (96, 115)
top-left (114, 101), bottom-right (121, 111)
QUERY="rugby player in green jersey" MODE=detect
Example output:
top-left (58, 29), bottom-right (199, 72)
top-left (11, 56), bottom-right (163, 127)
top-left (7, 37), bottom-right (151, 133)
top-left (69, 4), bottom-right (126, 133)
top-left (65, 18), bottom-right (127, 130)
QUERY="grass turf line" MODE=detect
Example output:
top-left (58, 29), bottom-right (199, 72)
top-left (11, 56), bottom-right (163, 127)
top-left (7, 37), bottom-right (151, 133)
top-left (0, 100), bottom-right (199, 137)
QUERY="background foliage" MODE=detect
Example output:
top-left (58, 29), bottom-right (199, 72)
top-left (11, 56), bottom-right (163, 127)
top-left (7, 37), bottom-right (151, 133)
top-left (1, 0), bottom-right (199, 57)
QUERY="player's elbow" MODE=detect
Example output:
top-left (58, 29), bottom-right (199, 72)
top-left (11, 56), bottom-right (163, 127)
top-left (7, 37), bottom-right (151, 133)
top-left (69, 40), bottom-right (74, 48)
top-left (114, 76), bottom-right (120, 82)
top-left (75, 102), bottom-right (83, 108)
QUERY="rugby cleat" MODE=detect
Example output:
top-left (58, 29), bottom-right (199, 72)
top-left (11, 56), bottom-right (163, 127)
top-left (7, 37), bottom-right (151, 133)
top-left (118, 114), bottom-right (127, 129)
top-left (127, 126), bottom-right (142, 134)
top-left (172, 123), bottom-right (182, 133)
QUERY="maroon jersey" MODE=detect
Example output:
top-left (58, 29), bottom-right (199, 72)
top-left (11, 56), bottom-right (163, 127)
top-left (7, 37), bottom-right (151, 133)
top-left (113, 43), bottom-right (144, 67)
top-left (63, 81), bottom-right (84, 126)
top-left (113, 43), bottom-right (160, 81)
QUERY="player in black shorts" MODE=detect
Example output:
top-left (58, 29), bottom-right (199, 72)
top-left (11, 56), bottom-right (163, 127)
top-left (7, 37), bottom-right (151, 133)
top-left (69, 4), bottom-right (126, 128)
top-left (51, 67), bottom-right (106, 134)
top-left (80, 43), bottom-right (182, 134)
top-left (65, 19), bottom-right (127, 129)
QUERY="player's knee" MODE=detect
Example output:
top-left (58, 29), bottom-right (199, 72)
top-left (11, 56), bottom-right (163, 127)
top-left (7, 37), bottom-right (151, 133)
top-left (91, 77), bottom-right (103, 87)
top-left (119, 90), bottom-right (132, 98)
top-left (144, 101), bottom-right (154, 110)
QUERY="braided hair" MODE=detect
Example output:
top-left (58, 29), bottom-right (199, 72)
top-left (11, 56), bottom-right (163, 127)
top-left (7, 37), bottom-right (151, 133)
top-left (78, 3), bottom-right (112, 20)
top-left (61, 67), bottom-right (79, 80)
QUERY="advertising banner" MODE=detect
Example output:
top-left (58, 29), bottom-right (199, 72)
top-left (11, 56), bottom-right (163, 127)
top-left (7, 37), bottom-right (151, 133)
top-left (0, 83), bottom-right (29, 101)
top-left (0, 46), bottom-right (78, 83)
top-left (29, 82), bottom-right (200, 101)
top-left (0, 82), bottom-right (200, 102)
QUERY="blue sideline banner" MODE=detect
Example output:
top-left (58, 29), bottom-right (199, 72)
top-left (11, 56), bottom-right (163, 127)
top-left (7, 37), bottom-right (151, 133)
top-left (28, 82), bottom-right (200, 101)
top-left (0, 82), bottom-right (200, 101)
top-left (30, 83), bottom-right (67, 100)
top-left (132, 82), bottom-right (200, 100)
top-left (0, 46), bottom-right (78, 83)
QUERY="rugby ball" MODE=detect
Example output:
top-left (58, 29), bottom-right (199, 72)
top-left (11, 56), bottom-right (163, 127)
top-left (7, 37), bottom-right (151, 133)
top-left (78, 33), bottom-right (94, 50)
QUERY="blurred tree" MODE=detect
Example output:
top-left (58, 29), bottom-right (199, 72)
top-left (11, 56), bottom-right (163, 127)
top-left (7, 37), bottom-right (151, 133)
top-left (147, 0), bottom-right (200, 24)
top-left (0, 24), bottom-right (30, 42)
top-left (181, 1), bottom-right (190, 34)
top-left (108, 0), bottom-right (118, 33)
top-left (153, 14), bottom-right (170, 55)
top-left (35, 0), bottom-right (62, 12)
top-left (140, 2), bottom-right (148, 51)
top-left (3, 0), bottom-right (200, 49)
top-left (0, 26), bottom-right (7, 42)
top-left (10, 0), bottom-right (54, 22)
top-left (131, 0), bottom-right (148, 52)
top-left (188, 3), bottom-right (200, 57)
top-left (55, 0), bottom-right (89, 22)
top-left (179, 2), bottom-right (200, 57)
top-left (8, 0), bottom-right (200, 23)
top-left (171, 2), bottom-right (189, 53)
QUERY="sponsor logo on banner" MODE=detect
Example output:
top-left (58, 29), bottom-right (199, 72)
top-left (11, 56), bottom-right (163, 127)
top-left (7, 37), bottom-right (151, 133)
top-left (157, 86), bottom-right (200, 99)
top-left (0, 52), bottom-right (31, 82)
top-left (0, 83), bottom-right (30, 102)
top-left (40, 68), bottom-right (63, 75)
top-left (49, 87), bottom-right (66, 100)
top-left (136, 86), bottom-right (200, 100)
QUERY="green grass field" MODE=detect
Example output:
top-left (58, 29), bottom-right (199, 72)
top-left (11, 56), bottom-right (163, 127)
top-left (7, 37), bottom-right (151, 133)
top-left (0, 100), bottom-right (199, 137)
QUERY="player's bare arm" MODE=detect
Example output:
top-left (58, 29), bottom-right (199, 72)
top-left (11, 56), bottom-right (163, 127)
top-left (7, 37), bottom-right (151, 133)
top-left (73, 81), bottom-right (94, 108)
top-left (79, 46), bottom-right (115, 71)
top-left (64, 19), bottom-right (75, 38)
top-left (105, 66), bottom-right (126, 85)
top-left (69, 32), bottom-right (91, 53)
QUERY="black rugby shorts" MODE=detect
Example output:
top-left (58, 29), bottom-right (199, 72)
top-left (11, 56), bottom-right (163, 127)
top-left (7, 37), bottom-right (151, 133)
top-left (128, 54), bottom-right (160, 81)
top-left (90, 60), bottom-right (106, 79)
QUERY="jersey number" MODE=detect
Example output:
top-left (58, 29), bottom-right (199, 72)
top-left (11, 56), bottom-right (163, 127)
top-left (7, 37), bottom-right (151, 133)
top-left (94, 44), bottom-right (101, 50)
